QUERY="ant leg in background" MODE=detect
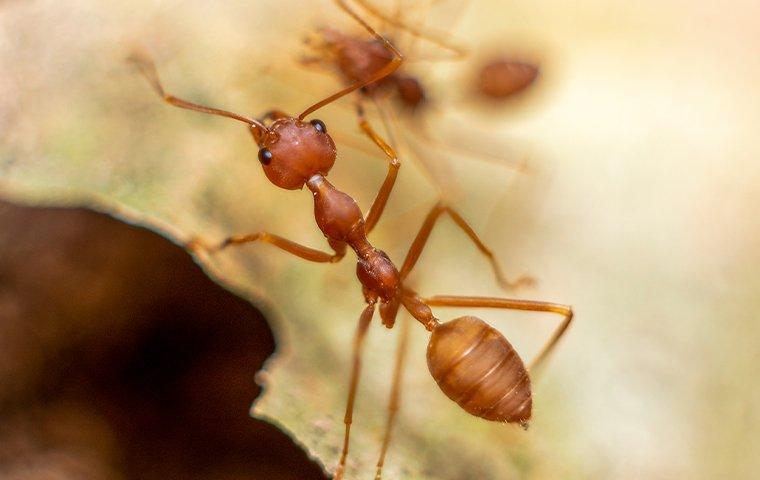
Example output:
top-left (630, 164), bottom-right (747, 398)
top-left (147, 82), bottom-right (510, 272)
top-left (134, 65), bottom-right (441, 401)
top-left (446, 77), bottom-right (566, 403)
top-left (410, 119), bottom-right (529, 172)
top-left (350, 0), bottom-right (468, 58)
top-left (299, 0), bottom-right (404, 119)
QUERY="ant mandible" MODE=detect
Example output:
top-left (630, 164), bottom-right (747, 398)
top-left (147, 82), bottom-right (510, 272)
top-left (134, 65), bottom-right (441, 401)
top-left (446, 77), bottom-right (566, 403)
top-left (129, 1), bottom-right (573, 478)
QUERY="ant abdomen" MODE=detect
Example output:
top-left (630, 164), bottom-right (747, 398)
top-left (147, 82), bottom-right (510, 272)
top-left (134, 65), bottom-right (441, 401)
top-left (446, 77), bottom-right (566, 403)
top-left (427, 316), bottom-right (532, 425)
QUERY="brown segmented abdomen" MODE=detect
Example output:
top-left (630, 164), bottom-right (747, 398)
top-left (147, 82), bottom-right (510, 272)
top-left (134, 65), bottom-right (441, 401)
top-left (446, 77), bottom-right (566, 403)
top-left (427, 316), bottom-right (532, 424)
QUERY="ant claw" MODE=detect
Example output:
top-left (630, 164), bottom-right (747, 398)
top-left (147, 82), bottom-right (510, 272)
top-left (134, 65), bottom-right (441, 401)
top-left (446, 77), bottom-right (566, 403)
top-left (184, 237), bottom-right (203, 254)
top-left (184, 236), bottom-right (216, 255)
top-left (333, 465), bottom-right (345, 480)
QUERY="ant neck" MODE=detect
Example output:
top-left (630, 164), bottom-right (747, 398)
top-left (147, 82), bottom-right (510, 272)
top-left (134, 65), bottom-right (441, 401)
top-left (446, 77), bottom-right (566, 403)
top-left (305, 173), bottom-right (327, 193)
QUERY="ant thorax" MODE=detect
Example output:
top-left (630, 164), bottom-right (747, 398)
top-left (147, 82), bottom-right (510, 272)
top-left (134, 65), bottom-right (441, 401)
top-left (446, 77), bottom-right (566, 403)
top-left (306, 174), bottom-right (365, 243)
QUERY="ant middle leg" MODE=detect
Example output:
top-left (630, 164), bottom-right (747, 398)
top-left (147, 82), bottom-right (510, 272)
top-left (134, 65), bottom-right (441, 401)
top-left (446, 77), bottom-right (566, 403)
top-left (335, 300), bottom-right (377, 480)
top-left (259, 109), bottom-right (289, 121)
top-left (399, 201), bottom-right (535, 291)
top-left (411, 115), bottom-right (529, 172)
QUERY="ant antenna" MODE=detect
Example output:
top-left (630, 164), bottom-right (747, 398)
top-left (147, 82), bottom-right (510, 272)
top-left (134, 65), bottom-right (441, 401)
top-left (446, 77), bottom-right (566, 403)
top-left (127, 51), bottom-right (269, 142)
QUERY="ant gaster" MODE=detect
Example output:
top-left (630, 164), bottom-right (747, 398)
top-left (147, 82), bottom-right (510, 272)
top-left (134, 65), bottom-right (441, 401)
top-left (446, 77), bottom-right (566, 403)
top-left (129, 1), bottom-right (572, 478)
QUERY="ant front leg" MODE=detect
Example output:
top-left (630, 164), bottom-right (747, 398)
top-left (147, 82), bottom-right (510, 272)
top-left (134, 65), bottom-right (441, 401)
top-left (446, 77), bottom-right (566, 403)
top-left (423, 295), bottom-right (573, 374)
top-left (400, 201), bottom-right (535, 291)
top-left (335, 300), bottom-right (376, 480)
top-left (195, 232), bottom-right (346, 264)
top-left (356, 100), bottom-right (401, 235)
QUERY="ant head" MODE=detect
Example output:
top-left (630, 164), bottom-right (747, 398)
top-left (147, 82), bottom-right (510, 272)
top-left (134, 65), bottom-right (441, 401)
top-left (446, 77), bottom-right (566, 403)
top-left (311, 27), bottom-right (395, 90)
top-left (255, 117), bottom-right (336, 190)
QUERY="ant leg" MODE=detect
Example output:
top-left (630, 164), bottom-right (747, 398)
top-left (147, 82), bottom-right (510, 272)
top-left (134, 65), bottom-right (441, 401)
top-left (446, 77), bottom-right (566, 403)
top-left (127, 51), bottom-right (267, 137)
top-left (375, 314), bottom-right (411, 480)
top-left (379, 297), bottom-right (401, 328)
top-left (399, 202), bottom-right (535, 291)
top-left (335, 301), bottom-right (376, 480)
top-left (412, 116), bottom-right (528, 172)
top-left (356, 101), bottom-right (401, 235)
top-left (299, 0), bottom-right (403, 119)
top-left (351, 0), bottom-right (467, 58)
top-left (422, 295), bottom-right (573, 373)
top-left (200, 232), bottom-right (346, 263)
top-left (374, 98), bottom-right (454, 198)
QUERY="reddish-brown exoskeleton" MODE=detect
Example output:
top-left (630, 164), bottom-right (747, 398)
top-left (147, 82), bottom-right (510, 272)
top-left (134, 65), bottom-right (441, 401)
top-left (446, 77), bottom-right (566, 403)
top-left (129, 1), bottom-right (572, 478)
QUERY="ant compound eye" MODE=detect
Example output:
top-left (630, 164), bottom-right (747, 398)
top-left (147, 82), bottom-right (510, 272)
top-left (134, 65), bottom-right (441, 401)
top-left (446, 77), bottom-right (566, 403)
top-left (310, 119), bottom-right (327, 134)
top-left (258, 148), bottom-right (273, 165)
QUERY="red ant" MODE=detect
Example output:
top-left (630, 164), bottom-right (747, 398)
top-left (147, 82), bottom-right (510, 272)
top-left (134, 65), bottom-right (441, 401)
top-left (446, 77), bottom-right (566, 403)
top-left (129, 1), bottom-right (572, 478)
top-left (300, 0), bottom-right (530, 196)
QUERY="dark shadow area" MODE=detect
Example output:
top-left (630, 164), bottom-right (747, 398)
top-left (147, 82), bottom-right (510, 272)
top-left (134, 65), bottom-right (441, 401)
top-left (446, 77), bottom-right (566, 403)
top-left (0, 200), bottom-right (327, 480)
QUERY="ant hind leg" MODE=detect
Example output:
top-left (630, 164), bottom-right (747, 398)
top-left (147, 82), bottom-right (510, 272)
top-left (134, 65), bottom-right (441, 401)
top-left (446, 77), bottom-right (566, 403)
top-left (335, 301), bottom-right (377, 480)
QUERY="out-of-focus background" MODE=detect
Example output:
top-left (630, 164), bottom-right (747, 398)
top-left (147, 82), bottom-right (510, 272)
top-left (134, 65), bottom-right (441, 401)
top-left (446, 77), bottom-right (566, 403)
top-left (0, 201), bottom-right (326, 480)
top-left (1, 0), bottom-right (758, 479)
